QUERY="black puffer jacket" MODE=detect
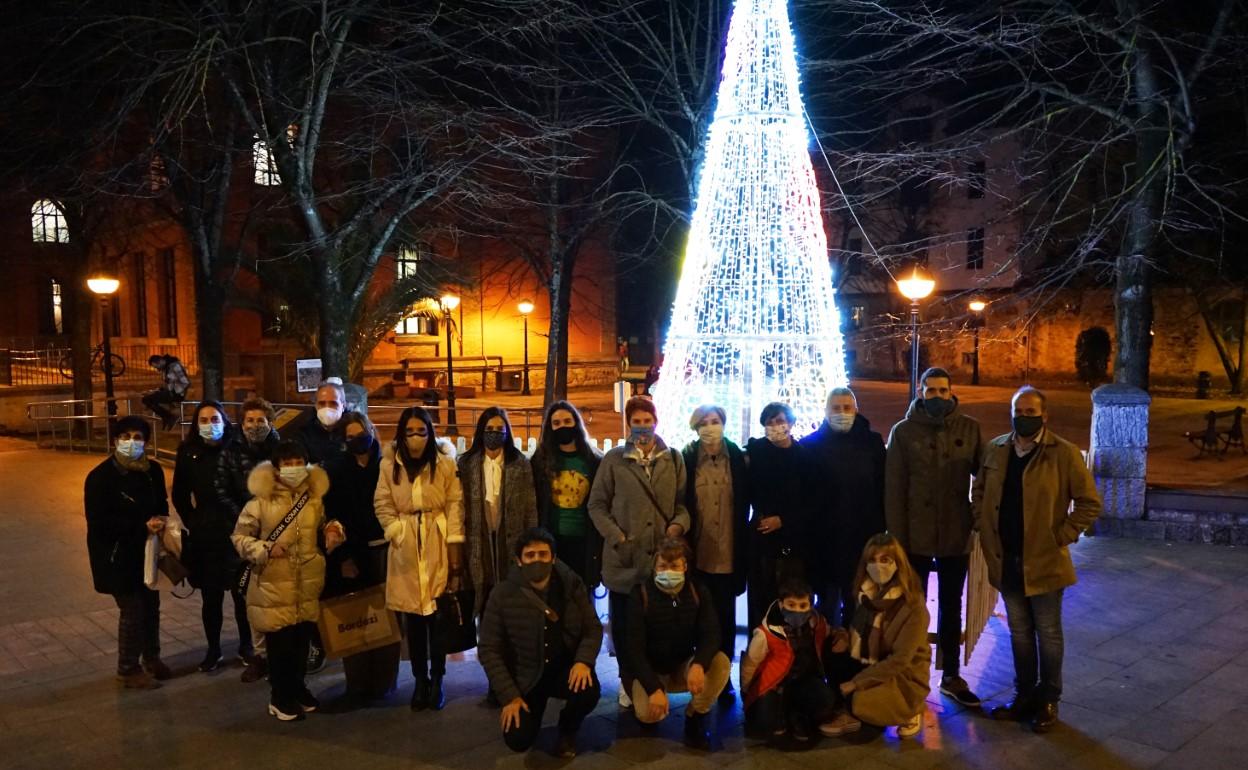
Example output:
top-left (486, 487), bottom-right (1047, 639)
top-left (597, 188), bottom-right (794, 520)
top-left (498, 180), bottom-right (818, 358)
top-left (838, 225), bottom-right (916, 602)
top-left (745, 437), bottom-right (814, 561)
top-left (801, 416), bottom-right (887, 583)
top-left (626, 577), bottom-right (720, 694)
top-left (85, 457), bottom-right (168, 595)
top-left (478, 560), bottom-right (602, 704)
top-left (173, 432), bottom-right (237, 590)
top-left (215, 428), bottom-right (280, 518)
top-left (322, 444), bottom-right (385, 597)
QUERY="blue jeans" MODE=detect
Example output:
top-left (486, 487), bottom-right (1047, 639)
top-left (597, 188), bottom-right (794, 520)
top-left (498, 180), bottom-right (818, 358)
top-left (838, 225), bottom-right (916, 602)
top-left (1000, 588), bottom-right (1065, 703)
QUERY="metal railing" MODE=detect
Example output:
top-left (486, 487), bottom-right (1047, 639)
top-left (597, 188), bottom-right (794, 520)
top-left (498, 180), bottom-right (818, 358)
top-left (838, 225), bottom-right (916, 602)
top-left (26, 397), bottom-right (165, 456)
top-left (2, 343), bottom-right (199, 388)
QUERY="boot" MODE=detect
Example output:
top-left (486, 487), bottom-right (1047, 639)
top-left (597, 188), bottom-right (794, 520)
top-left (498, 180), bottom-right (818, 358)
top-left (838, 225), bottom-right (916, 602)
top-left (429, 675), bottom-right (446, 711)
top-left (118, 670), bottom-right (161, 690)
top-left (410, 676), bottom-right (431, 712)
top-left (684, 710), bottom-right (714, 751)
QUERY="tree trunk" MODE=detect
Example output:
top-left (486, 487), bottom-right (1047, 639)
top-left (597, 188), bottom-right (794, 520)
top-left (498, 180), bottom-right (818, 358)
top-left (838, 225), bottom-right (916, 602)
top-left (195, 279), bottom-right (227, 401)
top-left (1233, 289), bottom-right (1248, 394)
top-left (317, 296), bottom-right (351, 381)
top-left (543, 269), bottom-right (567, 406)
top-left (68, 275), bottom-right (95, 438)
top-left (554, 264), bottom-right (573, 400)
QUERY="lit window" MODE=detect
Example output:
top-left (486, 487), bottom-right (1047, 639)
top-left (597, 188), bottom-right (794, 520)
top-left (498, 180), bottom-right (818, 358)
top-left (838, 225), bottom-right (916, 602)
top-left (50, 279), bottom-right (64, 334)
top-left (32, 199), bottom-right (69, 243)
top-left (395, 244), bottom-right (431, 335)
top-left (253, 135), bottom-right (280, 186)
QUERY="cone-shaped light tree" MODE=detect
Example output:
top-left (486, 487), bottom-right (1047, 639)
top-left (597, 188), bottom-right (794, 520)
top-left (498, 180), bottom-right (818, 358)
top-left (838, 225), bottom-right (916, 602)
top-left (651, 0), bottom-right (847, 446)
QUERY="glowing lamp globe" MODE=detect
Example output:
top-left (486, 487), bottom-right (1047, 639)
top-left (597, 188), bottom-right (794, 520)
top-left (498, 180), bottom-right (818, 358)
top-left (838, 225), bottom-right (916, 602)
top-left (517, 300), bottom-right (535, 316)
top-left (897, 268), bottom-right (935, 301)
top-left (439, 294), bottom-right (460, 312)
top-left (968, 299), bottom-right (987, 313)
top-left (87, 275), bottom-right (120, 296)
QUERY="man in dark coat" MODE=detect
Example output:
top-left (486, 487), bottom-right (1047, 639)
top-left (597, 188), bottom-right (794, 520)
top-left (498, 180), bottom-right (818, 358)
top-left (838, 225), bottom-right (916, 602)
top-left (296, 379), bottom-right (348, 465)
top-left (478, 528), bottom-right (602, 758)
top-left (800, 387), bottom-right (886, 625)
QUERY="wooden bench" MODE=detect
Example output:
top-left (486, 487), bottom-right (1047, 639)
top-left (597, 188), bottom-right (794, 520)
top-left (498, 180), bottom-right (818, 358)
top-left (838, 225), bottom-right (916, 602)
top-left (1185, 406), bottom-right (1246, 457)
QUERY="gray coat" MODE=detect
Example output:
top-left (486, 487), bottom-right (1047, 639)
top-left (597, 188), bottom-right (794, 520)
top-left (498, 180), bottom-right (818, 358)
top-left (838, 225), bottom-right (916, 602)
top-left (458, 450), bottom-right (538, 615)
top-left (588, 438), bottom-right (691, 594)
top-left (477, 560), bottom-right (602, 704)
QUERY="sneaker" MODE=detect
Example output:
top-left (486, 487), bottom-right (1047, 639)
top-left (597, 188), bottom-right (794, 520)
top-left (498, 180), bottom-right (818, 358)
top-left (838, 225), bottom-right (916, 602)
top-left (617, 686), bottom-right (632, 709)
top-left (939, 676), bottom-right (981, 708)
top-left (241, 655), bottom-right (267, 683)
top-left (897, 713), bottom-right (922, 738)
top-left (268, 700), bottom-right (306, 722)
top-left (198, 650), bottom-right (224, 673)
top-left (819, 711), bottom-right (862, 737)
top-left (307, 643), bottom-right (326, 674)
top-left (117, 670), bottom-right (161, 690)
top-left (296, 689), bottom-right (320, 713)
top-left (142, 657), bottom-right (173, 681)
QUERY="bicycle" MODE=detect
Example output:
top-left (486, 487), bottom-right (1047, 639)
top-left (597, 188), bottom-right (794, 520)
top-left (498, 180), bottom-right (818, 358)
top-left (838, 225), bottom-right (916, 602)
top-left (58, 345), bottom-right (127, 379)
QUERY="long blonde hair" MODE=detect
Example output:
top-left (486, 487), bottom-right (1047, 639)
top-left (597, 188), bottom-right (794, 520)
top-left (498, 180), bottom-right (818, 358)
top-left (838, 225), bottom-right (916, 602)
top-left (852, 533), bottom-right (924, 598)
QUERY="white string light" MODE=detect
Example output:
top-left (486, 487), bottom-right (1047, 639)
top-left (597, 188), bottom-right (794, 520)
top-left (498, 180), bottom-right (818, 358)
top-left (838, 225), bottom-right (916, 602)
top-left (652, 0), bottom-right (848, 446)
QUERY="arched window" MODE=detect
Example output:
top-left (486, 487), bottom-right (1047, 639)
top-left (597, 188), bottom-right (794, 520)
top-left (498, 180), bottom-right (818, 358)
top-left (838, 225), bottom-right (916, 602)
top-left (253, 136), bottom-right (280, 186)
top-left (32, 199), bottom-right (69, 243)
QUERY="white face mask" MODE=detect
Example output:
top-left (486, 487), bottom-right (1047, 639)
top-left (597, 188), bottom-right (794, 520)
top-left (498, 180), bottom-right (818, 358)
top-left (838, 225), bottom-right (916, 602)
top-left (199, 422), bottom-right (225, 441)
top-left (279, 465), bottom-right (309, 487)
top-left (697, 423), bottom-right (724, 444)
top-left (115, 438), bottom-right (145, 461)
top-left (827, 413), bottom-right (855, 433)
top-left (867, 561), bottom-right (897, 586)
top-left (405, 436), bottom-right (428, 455)
top-left (317, 406), bottom-right (343, 427)
top-left (764, 423), bottom-right (791, 444)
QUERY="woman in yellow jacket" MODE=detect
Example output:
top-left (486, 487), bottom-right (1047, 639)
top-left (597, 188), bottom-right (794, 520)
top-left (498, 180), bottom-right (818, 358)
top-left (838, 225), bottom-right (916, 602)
top-left (233, 440), bottom-right (344, 722)
top-left (375, 406), bottom-right (465, 713)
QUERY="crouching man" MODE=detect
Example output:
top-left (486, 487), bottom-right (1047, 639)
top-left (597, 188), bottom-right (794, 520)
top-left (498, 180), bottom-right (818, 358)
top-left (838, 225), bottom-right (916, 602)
top-left (626, 538), bottom-right (732, 750)
top-left (478, 527), bottom-right (603, 757)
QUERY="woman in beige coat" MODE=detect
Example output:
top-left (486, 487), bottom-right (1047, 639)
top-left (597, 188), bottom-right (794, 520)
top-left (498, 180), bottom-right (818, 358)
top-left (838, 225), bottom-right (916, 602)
top-left (232, 440), bottom-right (344, 722)
top-left (821, 534), bottom-right (932, 739)
top-left (374, 406), bottom-right (465, 713)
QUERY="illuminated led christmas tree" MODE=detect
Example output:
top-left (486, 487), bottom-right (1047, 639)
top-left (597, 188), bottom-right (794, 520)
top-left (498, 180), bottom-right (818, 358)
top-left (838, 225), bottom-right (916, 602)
top-left (651, 0), bottom-right (847, 445)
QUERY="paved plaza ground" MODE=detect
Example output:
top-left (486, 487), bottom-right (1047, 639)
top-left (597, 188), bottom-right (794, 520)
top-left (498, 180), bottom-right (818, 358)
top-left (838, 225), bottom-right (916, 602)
top-left (3, 443), bottom-right (1248, 769)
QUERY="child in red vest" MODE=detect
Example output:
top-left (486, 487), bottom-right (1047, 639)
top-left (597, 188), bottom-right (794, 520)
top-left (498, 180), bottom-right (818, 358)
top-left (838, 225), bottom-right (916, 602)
top-left (740, 579), bottom-right (839, 745)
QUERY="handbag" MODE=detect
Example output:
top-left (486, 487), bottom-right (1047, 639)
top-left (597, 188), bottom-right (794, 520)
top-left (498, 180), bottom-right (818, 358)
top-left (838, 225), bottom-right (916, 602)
top-left (435, 574), bottom-right (477, 654)
top-left (144, 533), bottom-right (191, 595)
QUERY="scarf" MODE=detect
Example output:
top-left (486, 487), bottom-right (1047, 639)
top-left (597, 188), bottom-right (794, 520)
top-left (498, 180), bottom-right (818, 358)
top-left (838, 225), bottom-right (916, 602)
top-left (112, 454), bottom-right (151, 474)
top-left (849, 580), bottom-right (904, 665)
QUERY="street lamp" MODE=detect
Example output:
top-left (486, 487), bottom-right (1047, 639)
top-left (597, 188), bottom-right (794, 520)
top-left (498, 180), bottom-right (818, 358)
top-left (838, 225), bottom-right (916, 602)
top-left (517, 300), bottom-right (534, 396)
top-left (87, 271), bottom-right (121, 440)
top-left (896, 265), bottom-right (936, 403)
top-left (968, 299), bottom-right (987, 385)
top-left (440, 293), bottom-right (460, 434)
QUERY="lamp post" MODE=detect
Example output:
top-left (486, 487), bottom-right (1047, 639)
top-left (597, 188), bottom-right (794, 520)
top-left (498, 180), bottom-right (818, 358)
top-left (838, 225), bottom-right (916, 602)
top-left (896, 266), bottom-right (936, 403)
top-left (440, 293), bottom-right (460, 434)
top-left (87, 272), bottom-right (121, 440)
top-left (517, 300), bottom-right (534, 396)
top-left (968, 299), bottom-right (986, 385)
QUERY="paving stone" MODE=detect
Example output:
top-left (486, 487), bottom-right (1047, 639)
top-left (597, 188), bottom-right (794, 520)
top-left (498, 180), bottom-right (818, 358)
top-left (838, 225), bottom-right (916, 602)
top-left (1113, 707), bottom-right (1214, 752)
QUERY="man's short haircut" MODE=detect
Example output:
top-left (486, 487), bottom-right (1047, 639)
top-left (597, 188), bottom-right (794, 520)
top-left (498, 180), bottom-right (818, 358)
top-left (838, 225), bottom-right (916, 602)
top-left (654, 537), bottom-right (691, 566)
top-left (777, 578), bottom-right (814, 601)
top-left (625, 395), bottom-right (658, 423)
top-left (1012, 386), bottom-right (1047, 411)
top-left (514, 526), bottom-right (557, 559)
top-left (240, 397), bottom-right (276, 422)
top-left (759, 401), bottom-right (795, 426)
top-left (920, 367), bottom-right (952, 387)
top-left (272, 439), bottom-right (309, 465)
top-left (316, 379), bottom-right (346, 402)
top-left (826, 387), bottom-right (857, 406)
top-left (688, 404), bottom-right (728, 429)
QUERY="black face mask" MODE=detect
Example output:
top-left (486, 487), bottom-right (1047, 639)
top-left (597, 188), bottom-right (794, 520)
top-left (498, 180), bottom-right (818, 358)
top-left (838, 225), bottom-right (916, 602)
top-left (482, 429), bottom-right (507, 451)
top-left (923, 397), bottom-right (954, 418)
top-left (520, 560), bottom-right (553, 585)
top-left (1013, 415), bottom-right (1044, 438)
top-left (345, 433), bottom-right (374, 455)
top-left (552, 426), bottom-right (578, 446)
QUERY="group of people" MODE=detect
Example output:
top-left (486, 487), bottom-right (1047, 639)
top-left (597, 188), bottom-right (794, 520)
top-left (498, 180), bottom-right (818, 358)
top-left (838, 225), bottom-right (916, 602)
top-left (83, 367), bottom-right (1101, 757)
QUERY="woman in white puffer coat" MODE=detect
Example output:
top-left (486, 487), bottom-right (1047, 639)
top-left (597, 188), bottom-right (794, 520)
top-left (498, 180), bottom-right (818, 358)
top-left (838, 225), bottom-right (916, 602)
top-left (374, 406), bottom-right (465, 713)
top-left (233, 439), bottom-right (344, 722)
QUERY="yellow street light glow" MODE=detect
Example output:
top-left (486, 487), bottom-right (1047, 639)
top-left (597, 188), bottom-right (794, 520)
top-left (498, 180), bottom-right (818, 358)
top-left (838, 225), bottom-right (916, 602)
top-left (896, 267), bottom-right (935, 301)
top-left (517, 300), bottom-right (535, 315)
top-left (440, 293), bottom-right (460, 312)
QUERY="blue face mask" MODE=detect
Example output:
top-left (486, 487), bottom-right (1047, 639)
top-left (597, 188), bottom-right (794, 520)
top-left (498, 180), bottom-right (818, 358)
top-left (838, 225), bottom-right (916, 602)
top-left (115, 438), bottom-right (145, 461)
top-left (654, 570), bottom-right (685, 592)
top-left (782, 608), bottom-right (811, 628)
top-left (630, 425), bottom-right (656, 443)
top-left (198, 422), bottom-right (224, 441)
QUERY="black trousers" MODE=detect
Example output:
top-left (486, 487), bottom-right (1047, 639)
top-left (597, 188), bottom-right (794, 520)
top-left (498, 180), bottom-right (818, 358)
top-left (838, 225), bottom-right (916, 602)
top-left (266, 621), bottom-right (314, 703)
top-left (608, 591), bottom-right (632, 685)
top-left (503, 664), bottom-right (601, 752)
top-left (200, 587), bottom-right (252, 656)
top-left (555, 535), bottom-right (594, 598)
top-left (907, 552), bottom-right (969, 676)
top-left (746, 675), bottom-right (837, 735)
top-left (748, 550), bottom-right (805, 629)
top-left (696, 570), bottom-right (739, 660)
top-left (404, 612), bottom-right (445, 679)
top-left (113, 589), bottom-right (160, 674)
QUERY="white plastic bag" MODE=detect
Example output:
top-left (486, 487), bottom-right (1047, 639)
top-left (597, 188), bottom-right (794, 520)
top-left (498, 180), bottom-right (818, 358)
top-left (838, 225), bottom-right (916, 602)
top-left (144, 514), bottom-right (190, 593)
